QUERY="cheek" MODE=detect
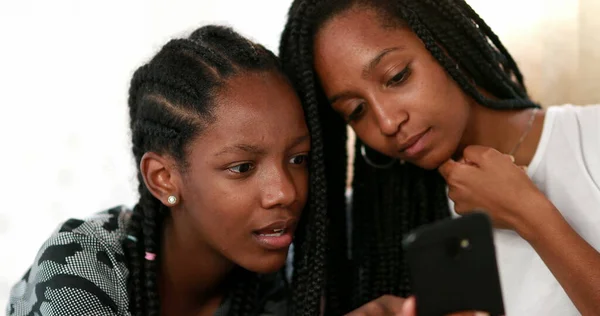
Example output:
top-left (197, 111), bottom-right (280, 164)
top-left (422, 70), bottom-right (470, 130)
top-left (185, 176), bottom-right (256, 240)
top-left (428, 81), bottom-right (471, 164)
top-left (443, 89), bottom-right (471, 137)
top-left (203, 180), bottom-right (256, 227)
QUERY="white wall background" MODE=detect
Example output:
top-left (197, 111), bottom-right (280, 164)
top-left (1, 0), bottom-right (598, 310)
top-left (468, 0), bottom-right (600, 106)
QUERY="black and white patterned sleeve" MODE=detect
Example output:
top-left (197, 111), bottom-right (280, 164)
top-left (7, 209), bottom-right (131, 316)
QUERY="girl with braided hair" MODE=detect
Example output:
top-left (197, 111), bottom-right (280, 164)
top-left (8, 25), bottom-right (326, 316)
top-left (279, 0), bottom-right (600, 315)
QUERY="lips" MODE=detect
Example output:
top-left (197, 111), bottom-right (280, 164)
top-left (255, 227), bottom-right (286, 237)
top-left (399, 128), bottom-right (429, 152)
top-left (253, 220), bottom-right (294, 236)
top-left (252, 219), bottom-right (297, 250)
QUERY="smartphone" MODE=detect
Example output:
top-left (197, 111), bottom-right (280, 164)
top-left (403, 212), bottom-right (505, 316)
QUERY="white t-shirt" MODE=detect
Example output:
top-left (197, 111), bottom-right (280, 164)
top-left (452, 105), bottom-right (600, 315)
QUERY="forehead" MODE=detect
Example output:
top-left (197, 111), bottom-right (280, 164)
top-left (313, 7), bottom-right (422, 90)
top-left (194, 71), bottom-right (306, 147)
top-left (314, 7), bottom-right (419, 62)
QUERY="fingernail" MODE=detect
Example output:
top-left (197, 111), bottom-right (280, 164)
top-left (474, 312), bottom-right (490, 316)
top-left (509, 155), bottom-right (515, 163)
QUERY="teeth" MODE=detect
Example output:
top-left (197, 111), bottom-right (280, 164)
top-left (259, 228), bottom-right (285, 237)
top-left (260, 233), bottom-right (283, 237)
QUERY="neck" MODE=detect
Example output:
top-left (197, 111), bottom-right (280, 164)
top-left (457, 102), bottom-right (544, 166)
top-left (159, 214), bottom-right (235, 314)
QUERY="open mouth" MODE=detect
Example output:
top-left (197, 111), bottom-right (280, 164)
top-left (252, 221), bottom-right (295, 250)
top-left (256, 228), bottom-right (286, 237)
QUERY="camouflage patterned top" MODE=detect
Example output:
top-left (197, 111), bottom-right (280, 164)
top-left (7, 206), bottom-right (288, 316)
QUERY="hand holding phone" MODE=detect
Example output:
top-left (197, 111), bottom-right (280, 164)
top-left (403, 212), bottom-right (505, 316)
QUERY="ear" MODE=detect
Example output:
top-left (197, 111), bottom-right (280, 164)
top-left (140, 152), bottom-right (182, 207)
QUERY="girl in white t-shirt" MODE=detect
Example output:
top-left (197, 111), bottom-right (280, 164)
top-left (279, 0), bottom-right (600, 315)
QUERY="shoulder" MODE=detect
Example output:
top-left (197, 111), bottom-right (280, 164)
top-left (546, 104), bottom-right (600, 126)
top-left (543, 105), bottom-right (599, 148)
top-left (7, 206), bottom-right (132, 316)
top-left (535, 105), bottom-right (600, 185)
top-left (547, 104), bottom-right (599, 143)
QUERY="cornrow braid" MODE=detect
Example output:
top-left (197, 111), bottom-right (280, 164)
top-left (279, 0), bottom-right (540, 314)
top-left (124, 25), bottom-right (324, 316)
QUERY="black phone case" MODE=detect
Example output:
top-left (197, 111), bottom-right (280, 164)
top-left (403, 212), bottom-right (505, 316)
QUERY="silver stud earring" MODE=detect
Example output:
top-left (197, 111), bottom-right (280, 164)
top-left (167, 195), bottom-right (178, 205)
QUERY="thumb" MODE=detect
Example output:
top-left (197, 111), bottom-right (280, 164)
top-left (400, 296), bottom-right (416, 316)
top-left (438, 159), bottom-right (460, 180)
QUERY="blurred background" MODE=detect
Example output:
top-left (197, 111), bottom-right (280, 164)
top-left (1, 0), bottom-right (598, 309)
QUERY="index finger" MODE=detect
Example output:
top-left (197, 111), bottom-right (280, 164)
top-left (438, 158), bottom-right (460, 180)
top-left (376, 295), bottom-right (407, 314)
top-left (400, 296), bottom-right (416, 316)
top-left (462, 145), bottom-right (503, 166)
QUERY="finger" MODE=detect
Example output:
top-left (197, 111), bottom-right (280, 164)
top-left (378, 295), bottom-right (407, 314)
top-left (462, 146), bottom-right (502, 166)
top-left (458, 157), bottom-right (477, 166)
top-left (400, 296), bottom-right (416, 316)
top-left (344, 295), bottom-right (406, 315)
top-left (453, 204), bottom-right (471, 216)
top-left (438, 159), bottom-right (460, 180)
top-left (520, 165), bottom-right (528, 173)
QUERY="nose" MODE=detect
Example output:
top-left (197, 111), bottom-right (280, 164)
top-left (261, 165), bottom-right (298, 209)
top-left (370, 97), bottom-right (407, 137)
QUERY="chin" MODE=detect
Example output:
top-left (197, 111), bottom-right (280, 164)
top-left (240, 252), bottom-right (288, 274)
top-left (413, 152), bottom-right (450, 170)
top-left (414, 160), bottom-right (438, 170)
top-left (412, 156), bottom-right (441, 170)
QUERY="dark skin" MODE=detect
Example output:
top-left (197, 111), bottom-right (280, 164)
top-left (140, 71), bottom-right (311, 315)
top-left (314, 5), bottom-right (600, 316)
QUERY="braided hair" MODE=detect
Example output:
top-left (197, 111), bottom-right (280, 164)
top-left (124, 25), bottom-right (325, 315)
top-left (279, 0), bottom-right (540, 314)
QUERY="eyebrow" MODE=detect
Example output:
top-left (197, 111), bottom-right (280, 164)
top-left (362, 47), bottom-right (401, 78)
top-left (328, 47), bottom-right (402, 105)
top-left (214, 144), bottom-right (267, 157)
top-left (214, 135), bottom-right (310, 157)
top-left (287, 134), bottom-right (311, 150)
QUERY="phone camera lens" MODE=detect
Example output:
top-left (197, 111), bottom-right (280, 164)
top-left (460, 238), bottom-right (471, 249)
top-left (446, 237), bottom-right (471, 259)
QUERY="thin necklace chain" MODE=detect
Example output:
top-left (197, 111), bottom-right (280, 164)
top-left (509, 108), bottom-right (538, 156)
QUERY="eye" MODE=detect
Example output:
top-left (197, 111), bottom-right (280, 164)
top-left (386, 66), bottom-right (411, 87)
top-left (289, 154), bottom-right (309, 165)
top-left (347, 102), bottom-right (366, 123)
top-left (228, 163), bottom-right (255, 174)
